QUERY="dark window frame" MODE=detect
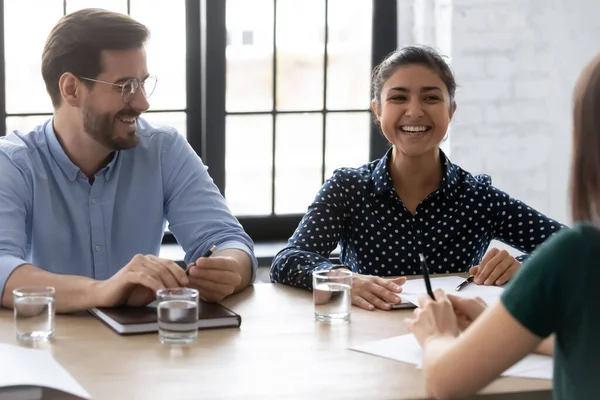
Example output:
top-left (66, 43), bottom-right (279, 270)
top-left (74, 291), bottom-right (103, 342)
top-left (196, 0), bottom-right (396, 243)
top-left (0, 0), bottom-right (397, 245)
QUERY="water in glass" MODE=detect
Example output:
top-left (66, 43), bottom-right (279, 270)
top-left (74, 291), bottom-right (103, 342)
top-left (314, 282), bottom-right (351, 323)
top-left (157, 299), bottom-right (198, 344)
top-left (14, 295), bottom-right (54, 341)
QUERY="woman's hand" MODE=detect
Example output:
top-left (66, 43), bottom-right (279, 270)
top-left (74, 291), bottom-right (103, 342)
top-left (351, 273), bottom-right (407, 311)
top-left (469, 248), bottom-right (520, 286)
top-left (447, 294), bottom-right (488, 331)
top-left (404, 289), bottom-right (460, 347)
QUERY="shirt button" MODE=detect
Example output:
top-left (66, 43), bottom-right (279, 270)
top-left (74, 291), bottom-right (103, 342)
top-left (91, 198), bottom-right (98, 204)
top-left (95, 245), bottom-right (102, 252)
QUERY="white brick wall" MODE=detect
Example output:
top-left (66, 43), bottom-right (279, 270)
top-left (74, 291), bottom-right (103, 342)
top-left (449, 0), bottom-right (600, 226)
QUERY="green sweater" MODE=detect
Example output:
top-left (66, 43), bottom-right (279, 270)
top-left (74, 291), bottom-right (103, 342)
top-left (502, 222), bottom-right (600, 400)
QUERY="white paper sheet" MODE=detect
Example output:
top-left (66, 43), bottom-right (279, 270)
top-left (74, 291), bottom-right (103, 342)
top-left (399, 276), bottom-right (505, 306)
top-left (350, 334), bottom-right (552, 380)
top-left (0, 343), bottom-right (91, 399)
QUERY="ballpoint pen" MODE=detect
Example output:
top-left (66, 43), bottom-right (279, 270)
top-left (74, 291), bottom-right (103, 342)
top-left (455, 275), bottom-right (475, 291)
top-left (418, 253), bottom-right (436, 300)
top-left (185, 245), bottom-right (216, 276)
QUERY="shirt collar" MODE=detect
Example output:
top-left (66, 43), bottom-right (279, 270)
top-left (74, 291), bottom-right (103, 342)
top-left (439, 150), bottom-right (461, 199)
top-left (45, 119), bottom-right (120, 182)
top-left (103, 151), bottom-right (119, 181)
top-left (370, 148), bottom-right (394, 196)
top-left (45, 119), bottom-right (79, 182)
top-left (370, 147), bottom-right (461, 200)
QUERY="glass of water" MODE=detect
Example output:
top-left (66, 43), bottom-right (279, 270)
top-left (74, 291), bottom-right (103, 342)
top-left (13, 286), bottom-right (55, 341)
top-left (156, 288), bottom-right (199, 344)
top-left (313, 269), bottom-right (352, 323)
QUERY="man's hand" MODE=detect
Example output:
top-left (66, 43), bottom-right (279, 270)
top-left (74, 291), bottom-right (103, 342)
top-left (96, 254), bottom-right (189, 308)
top-left (446, 294), bottom-right (487, 331)
top-left (351, 273), bottom-right (407, 311)
top-left (469, 248), bottom-right (520, 286)
top-left (187, 251), bottom-right (250, 302)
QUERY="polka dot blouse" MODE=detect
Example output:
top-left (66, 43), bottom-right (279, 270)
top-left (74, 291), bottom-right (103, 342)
top-left (270, 149), bottom-right (566, 290)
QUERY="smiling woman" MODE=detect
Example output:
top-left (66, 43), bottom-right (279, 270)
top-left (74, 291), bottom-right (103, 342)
top-left (270, 45), bottom-right (566, 312)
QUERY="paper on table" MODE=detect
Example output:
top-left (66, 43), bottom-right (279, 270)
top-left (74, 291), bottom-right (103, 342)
top-left (350, 334), bottom-right (552, 380)
top-left (351, 334), bottom-right (424, 366)
top-left (0, 343), bottom-right (91, 399)
top-left (398, 276), bottom-right (505, 306)
top-left (503, 354), bottom-right (553, 380)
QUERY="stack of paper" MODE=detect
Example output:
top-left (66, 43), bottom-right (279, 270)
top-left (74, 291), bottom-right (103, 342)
top-left (350, 334), bottom-right (553, 380)
top-left (399, 276), bottom-right (505, 306)
top-left (0, 343), bottom-right (91, 399)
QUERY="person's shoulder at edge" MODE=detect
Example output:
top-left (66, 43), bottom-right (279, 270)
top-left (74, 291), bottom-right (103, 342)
top-left (443, 153), bottom-right (494, 192)
top-left (324, 155), bottom-right (384, 191)
top-left (501, 222), bottom-right (590, 295)
top-left (532, 221), bottom-right (597, 254)
top-left (0, 120), bottom-right (49, 163)
top-left (132, 117), bottom-right (182, 151)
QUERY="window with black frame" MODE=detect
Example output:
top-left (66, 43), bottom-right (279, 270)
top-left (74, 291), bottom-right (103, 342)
top-left (225, 0), bottom-right (373, 216)
top-left (222, 0), bottom-right (395, 243)
top-left (0, 0), bottom-right (397, 252)
top-left (2, 0), bottom-right (186, 146)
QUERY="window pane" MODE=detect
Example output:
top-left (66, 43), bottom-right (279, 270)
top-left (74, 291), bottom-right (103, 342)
top-left (130, 0), bottom-right (186, 110)
top-left (4, 0), bottom-right (63, 114)
top-left (225, 0), bottom-right (273, 113)
top-left (325, 112), bottom-right (371, 178)
top-left (66, 0), bottom-right (127, 13)
top-left (225, 115), bottom-right (273, 216)
top-left (275, 113), bottom-right (323, 214)
top-left (6, 116), bottom-right (53, 136)
top-left (141, 112), bottom-right (186, 138)
top-left (276, 0), bottom-right (325, 111)
top-left (326, 0), bottom-right (372, 110)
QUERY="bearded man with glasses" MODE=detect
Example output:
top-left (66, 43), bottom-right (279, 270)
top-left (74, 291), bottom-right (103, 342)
top-left (0, 8), bottom-right (257, 313)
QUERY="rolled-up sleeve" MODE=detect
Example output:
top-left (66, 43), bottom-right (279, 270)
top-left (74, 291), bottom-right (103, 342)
top-left (160, 130), bottom-right (258, 282)
top-left (0, 151), bottom-right (31, 301)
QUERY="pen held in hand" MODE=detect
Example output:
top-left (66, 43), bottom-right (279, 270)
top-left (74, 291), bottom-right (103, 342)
top-left (455, 275), bottom-right (475, 292)
top-left (418, 253), bottom-right (436, 300)
top-left (185, 245), bottom-right (216, 276)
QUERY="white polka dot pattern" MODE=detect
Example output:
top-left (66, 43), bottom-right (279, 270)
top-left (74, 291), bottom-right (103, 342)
top-left (270, 149), bottom-right (565, 289)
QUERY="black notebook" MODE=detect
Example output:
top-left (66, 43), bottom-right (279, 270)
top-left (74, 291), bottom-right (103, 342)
top-left (89, 300), bottom-right (241, 335)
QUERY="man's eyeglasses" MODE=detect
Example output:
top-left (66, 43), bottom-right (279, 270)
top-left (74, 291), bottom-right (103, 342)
top-left (78, 76), bottom-right (158, 103)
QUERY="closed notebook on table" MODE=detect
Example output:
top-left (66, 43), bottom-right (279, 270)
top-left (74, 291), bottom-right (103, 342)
top-left (88, 300), bottom-right (241, 335)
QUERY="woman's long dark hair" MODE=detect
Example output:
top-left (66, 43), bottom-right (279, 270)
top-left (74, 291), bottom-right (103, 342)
top-left (571, 54), bottom-right (600, 223)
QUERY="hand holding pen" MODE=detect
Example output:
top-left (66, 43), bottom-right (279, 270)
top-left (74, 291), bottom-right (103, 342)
top-left (463, 248), bottom-right (521, 289)
top-left (419, 253), bottom-right (436, 300)
top-left (185, 245), bottom-right (216, 276)
top-left (184, 245), bottom-right (249, 302)
top-left (404, 289), bottom-right (460, 347)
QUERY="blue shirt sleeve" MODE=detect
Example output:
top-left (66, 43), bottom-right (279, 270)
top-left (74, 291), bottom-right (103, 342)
top-left (160, 131), bottom-right (258, 281)
top-left (0, 150), bottom-right (31, 300)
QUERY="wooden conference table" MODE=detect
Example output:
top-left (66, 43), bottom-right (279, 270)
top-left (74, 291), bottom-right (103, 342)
top-left (0, 282), bottom-right (552, 400)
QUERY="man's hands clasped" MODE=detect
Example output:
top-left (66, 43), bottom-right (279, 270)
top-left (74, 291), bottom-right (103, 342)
top-left (95, 252), bottom-right (245, 308)
top-left (96, 254), bottom-right (188, 308)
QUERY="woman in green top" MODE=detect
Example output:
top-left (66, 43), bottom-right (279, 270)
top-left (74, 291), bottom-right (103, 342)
top-left (404, 53), bottom-right (600, 399)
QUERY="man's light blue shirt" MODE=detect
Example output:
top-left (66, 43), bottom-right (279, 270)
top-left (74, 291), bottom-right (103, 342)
top-left (0, 118), bottom-right (257, 299)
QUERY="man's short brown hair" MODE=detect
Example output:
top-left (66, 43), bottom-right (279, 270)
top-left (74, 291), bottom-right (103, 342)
top-left (41, 8), bottom-right (150, 108)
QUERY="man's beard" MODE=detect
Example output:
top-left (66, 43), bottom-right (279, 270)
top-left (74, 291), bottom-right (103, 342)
top-left (82, 103), bottom-right (140, 151)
